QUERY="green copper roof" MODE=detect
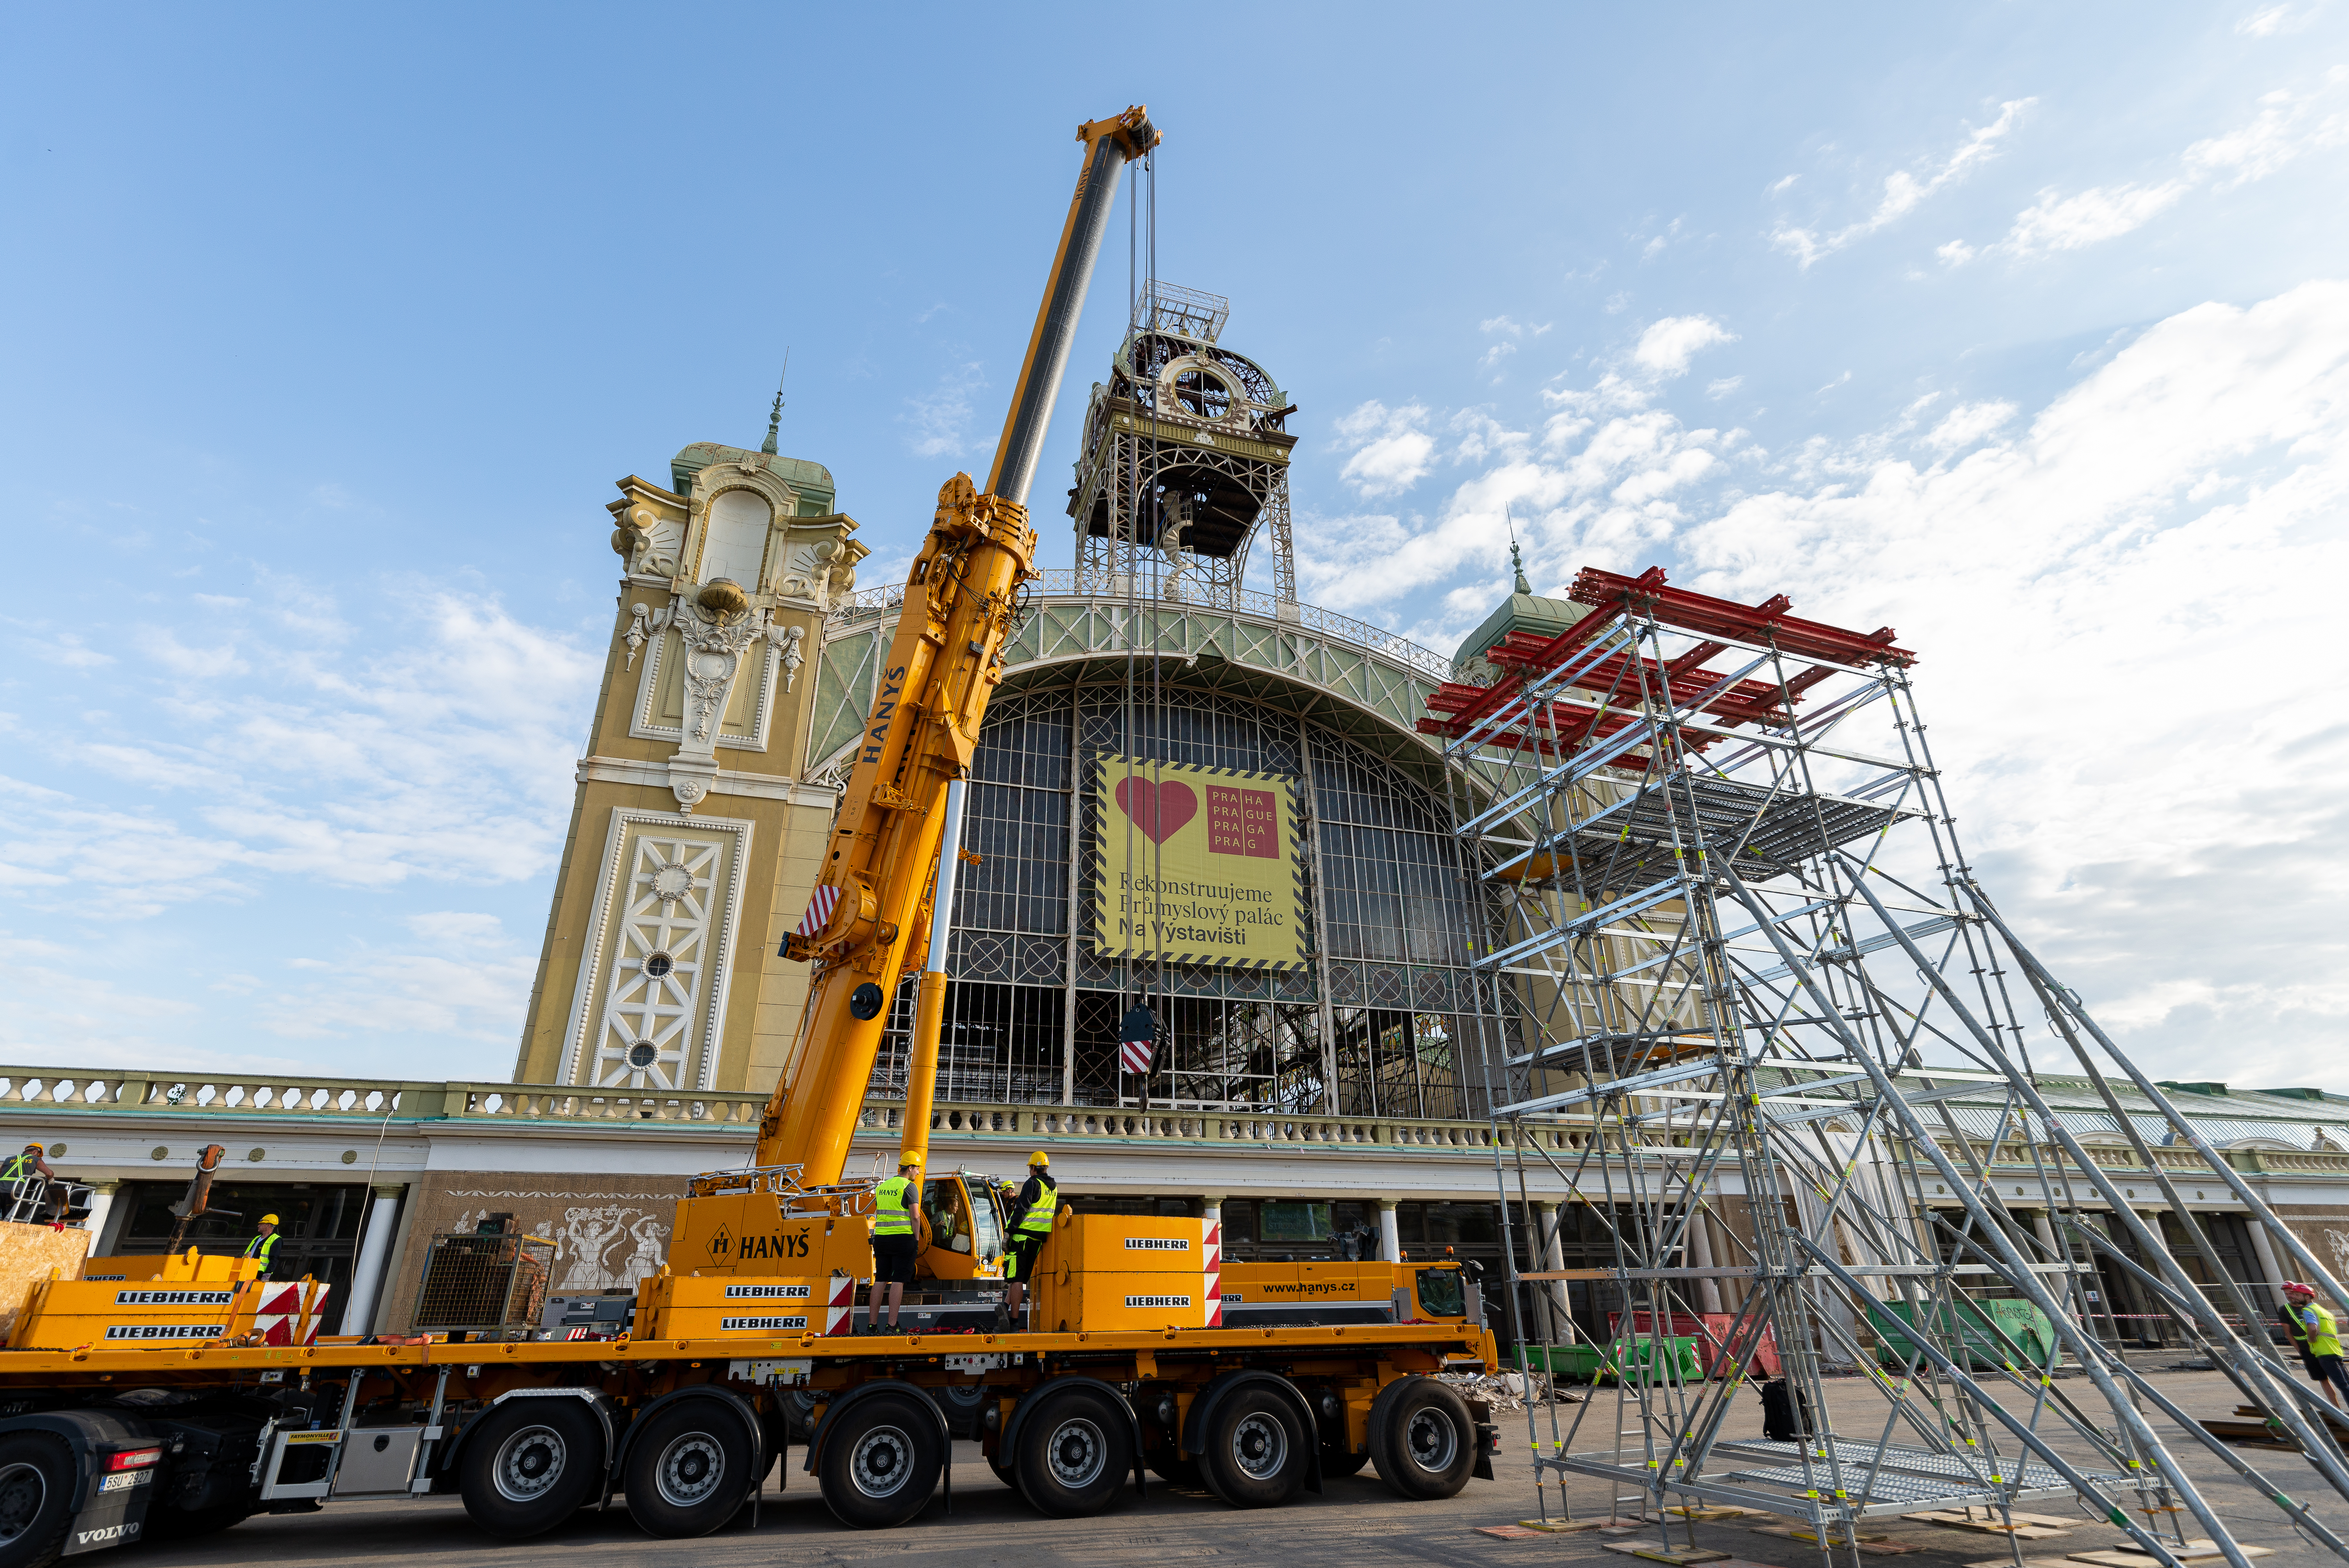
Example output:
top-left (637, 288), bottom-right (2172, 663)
top-left (670, 442), bottom-right (837, 513)
top-left (1452, 591), bottom-right (1590, 670)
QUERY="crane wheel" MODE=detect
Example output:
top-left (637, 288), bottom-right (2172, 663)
top-left (817, 1393), bottom-right (941, 1529)
top-left (1367, 1377), bottom-right (1475, 1500)
top-left (621, 1401), bottom-right (753, 1538)
top-left (1013, 1386), bottom-right (1132, 1517)
top-left (0, 1435), bottom-right (74, 1568)
top-left (460, 1400), bottom-right (602, 1539)
top-left (1196, 1388), bottom-right (1309, 1508)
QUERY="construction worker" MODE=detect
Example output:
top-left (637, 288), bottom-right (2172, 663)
top-left (2283, 1282), bottom-right (2349, 1409)
top-left (2, 1143), bottom-right (61, 1224)
top-left (244, 1215), bottom-right (283, 1281)
top-left (865, 1159), bottom-right (921, 1335)
top-left (1000, 1151), bottom-right (1062, 1329)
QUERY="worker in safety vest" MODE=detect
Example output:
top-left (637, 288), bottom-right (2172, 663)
top-left (864, 1159), bottom-right (922, 1335)
top-left (1000, 1151), bottom-right (1063, 1329)
top-left (2284, 1281), bottom-right (2349, 1408)
top-left (1, 1143), bottom-right (61, 1224)
top-left (243, 1215), bottom-right (283, 1281)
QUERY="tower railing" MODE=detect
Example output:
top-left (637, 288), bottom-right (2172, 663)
top-left (1428, 565), bottom-right (2349, 1564)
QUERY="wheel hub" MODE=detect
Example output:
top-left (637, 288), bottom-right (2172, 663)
top-left (1232, 1413), bottom-right (1287, 1480)
top-left (1048, 1417), bottom-right (1105, 1487)
top-left (0, 1462), bottom-right (45, 1544)
top-left (493, 1425), bottom-right (567, 1503)
top-left (850, 1424), bottom-right (914, 1499)
top-left (656, 1434), bottom-right (724, 1507)
top-left (1405, 1407), bottom-right (1457, 1471)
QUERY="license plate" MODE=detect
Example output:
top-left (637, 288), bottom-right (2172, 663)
top-left (99, 1471), bottom-right (152, 1493)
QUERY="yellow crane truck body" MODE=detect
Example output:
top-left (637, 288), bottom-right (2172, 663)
top-left (0, 108), bottom-right (1499, 1563)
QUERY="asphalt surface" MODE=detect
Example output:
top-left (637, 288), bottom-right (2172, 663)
top-left (114, 1372), bottom-right (2338, 1568)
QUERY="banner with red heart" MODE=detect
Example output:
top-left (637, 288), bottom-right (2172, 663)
top-left (1113, 775), bottom-right (1198, 844)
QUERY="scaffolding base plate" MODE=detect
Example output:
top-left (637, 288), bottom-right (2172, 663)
top-left (1600, 1543), bottom-right (1730, 1565)
top-left (1751, 1525), bottom-right (1920, 1555)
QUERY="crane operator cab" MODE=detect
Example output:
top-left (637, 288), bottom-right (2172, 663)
top-left (918, 1170), bottom-right (1005, 1281)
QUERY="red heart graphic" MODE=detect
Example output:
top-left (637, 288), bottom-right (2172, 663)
top-left (1114, 777), bottom-right (1198, 845)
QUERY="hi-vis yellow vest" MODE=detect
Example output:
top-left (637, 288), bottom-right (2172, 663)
top-left (1018, 1178), bottom-right (1058, 1235)
top-left (2302, 1303), bottom-right (2342, 1358)
top-left (873, 1177), bottom-right (916, 1238)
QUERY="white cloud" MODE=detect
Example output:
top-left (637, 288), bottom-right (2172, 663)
top-left (1334, 401), bottom-right (1438, 496)
top-left (0, 589), bottom-right (598, 922)
top-left (1773, 99), bottom-right (2033, 266)
top-left (2238, 4), bottom-right (2313, 34)
top-left (1958, 79), bottom-right (2348, 261)
top-left (2004, 180), bottom-right (2192, 255)
top-left (901, 358), bottom-right (989, 460)
top-left (1706, 376), bottom-right (1744, 400)
top-left (1296, 280), bottom-right (2349, 1083)
top-left (1923, 399), bottom-right (2019, 451)
top-left (1633, 315), bottom-right (1736, 377)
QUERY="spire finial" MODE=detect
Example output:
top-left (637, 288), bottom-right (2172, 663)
top-left (1507, 505), bottom-right (1531, 594)
top-left (760, 351), bottom-right (789, 455)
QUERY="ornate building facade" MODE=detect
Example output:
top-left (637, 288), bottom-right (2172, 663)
top-left (508, 438), bottom-right (867, 1096)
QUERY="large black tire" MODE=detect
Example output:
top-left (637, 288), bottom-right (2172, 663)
top-left (816, 1394), bottom-right (941, 1530)
top-left (622, 1401), bottom-right (754, 1539)
top-left (1196, 1388), bottom-right (1309, 1509)
top-left (459, 1399), bottom-right (602, 1540)
top-left (1367, 1377), bottom-right (1475, 1500)
top-left (1014, 1386), bottom-right (1132, 1518)
top-left (0, 1435), bottom-right (74, 1568)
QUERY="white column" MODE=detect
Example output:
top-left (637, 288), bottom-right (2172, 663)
top-left (81, 1182), bottom-right (119, 1254)
top-left (1533, 1201), bottom-right (1572, 1339)
top-left (1378, 1198), bottom-right (1401, 1263)
top-left (1199, 1192), bottom-right (1223, 1227)
top-left (2247, 1216), bottom-right (2288, 1313)
top-left (1687, 1205), bottom-right (1724, 1315)
top-left (339, 1186), bottom-right (405, 1336)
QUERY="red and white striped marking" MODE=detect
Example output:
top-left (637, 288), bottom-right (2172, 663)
top-left (253, 1283), bottom-right (331, 1346)
top-left (1204, 1222), bottom-right (1223, 1328)
top-left (1119, 1035), bottom-right (1153, 1075)
top-left (795, 885), bottom-right (841, 938)
top-left (823, 1275), bottom-right (857, 1336)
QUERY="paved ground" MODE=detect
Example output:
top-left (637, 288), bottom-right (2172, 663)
top-left (118, 1373), bottom-right (2342, 1568)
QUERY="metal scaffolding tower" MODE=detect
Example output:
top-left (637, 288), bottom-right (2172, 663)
top-left (1422, 565), bottom-right (2349, 1567)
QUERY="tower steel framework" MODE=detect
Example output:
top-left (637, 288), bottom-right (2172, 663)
top-left (1421, 566), bottom-right (2349, 1567)
top-left (1069, 280), bottom-right (1298, 607)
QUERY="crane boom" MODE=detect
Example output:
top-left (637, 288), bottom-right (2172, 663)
top-left (754, 107), bottom-right (1159, 1191)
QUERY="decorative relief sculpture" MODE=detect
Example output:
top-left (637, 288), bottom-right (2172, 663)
top-left (779, 624), bottom-right (806, 692)
top-left (674, 599), bottom-right (770, 746)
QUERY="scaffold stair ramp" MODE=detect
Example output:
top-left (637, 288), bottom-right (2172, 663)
top-left (1437, 565), bottom-right (2349, 1568)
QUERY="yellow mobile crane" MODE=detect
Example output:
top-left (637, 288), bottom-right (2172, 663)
top-left (0, 110), bottom-right (1497, 1560)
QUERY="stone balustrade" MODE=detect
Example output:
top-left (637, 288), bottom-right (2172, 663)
top-left (7, 1069), bottom-right (2335, 1181)
top-left (0, 1069), bottom-right (1576, 1158)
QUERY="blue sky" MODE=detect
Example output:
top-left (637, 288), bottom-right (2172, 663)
top-left (4, 4), bottom-right (2345, 1089)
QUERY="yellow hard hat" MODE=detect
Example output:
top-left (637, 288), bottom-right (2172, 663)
top-left (260, 1214), bottom-right (280, 1226)
top-left (898, 1155), bottom-right (922, 1169)
top-left (1028, 1150), bottom-right (1050, 1167)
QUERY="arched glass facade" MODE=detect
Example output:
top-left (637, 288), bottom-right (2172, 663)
top-left (864, 674), bottom-right (1515, 1118)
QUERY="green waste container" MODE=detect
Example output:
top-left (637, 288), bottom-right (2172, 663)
top-left (1517, 1337), bottom-right (1705, 1384)
top-left (1866, 1297), bottom-right (2062, 1372)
